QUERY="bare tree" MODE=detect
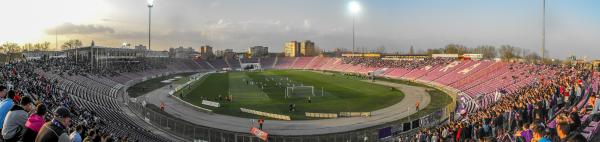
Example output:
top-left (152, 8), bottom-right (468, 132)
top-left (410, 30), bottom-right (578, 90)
top-left (426, 48), bottom-right (443, 55)
top-left (444, 44), bottom-right (468, 54)
top-left (473, 45), bottom-right (497, 59)
top-left (499, 45), bottom-right (522, 60)
top-left (62, 39), bottom-right (83, 50)
top-left (1, 42), bottom-right (20, 53)
top-left (524, 52), bottom-right (541, 63)
top-left (22, 43), bottom-right (34, 52)
top-left (41, 41), bottom-right (51, 51)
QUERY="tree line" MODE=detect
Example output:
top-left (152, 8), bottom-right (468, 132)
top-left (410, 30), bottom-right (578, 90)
top-left (425, 44), bottom-right (543, 62)
top-left (0, 39), bottom-right (83, 53)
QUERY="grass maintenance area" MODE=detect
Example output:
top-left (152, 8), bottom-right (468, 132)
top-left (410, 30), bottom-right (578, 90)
top-left (177, 70), bottom-right (407, 120)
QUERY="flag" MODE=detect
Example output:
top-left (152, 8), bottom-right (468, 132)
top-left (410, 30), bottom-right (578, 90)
top-left (250, 127), bottom-right (268, 141)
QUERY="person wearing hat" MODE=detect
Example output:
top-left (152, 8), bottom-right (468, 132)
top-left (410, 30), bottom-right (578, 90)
top-left (35, 106), bottom-right (71, 142)
top-left (1, 95), bottom-right (33, 141)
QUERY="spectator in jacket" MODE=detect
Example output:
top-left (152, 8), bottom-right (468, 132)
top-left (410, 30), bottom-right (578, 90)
top-left (69, 124), bottom-right (82, 142)
top-left (2, 96), bottom-right (33, 141)
top-left (35, 107), bottom-right (72, 142)
top-left (22, 103), bottom-right (47, 142)
top-left (0, 90), bottom-right (15, 133)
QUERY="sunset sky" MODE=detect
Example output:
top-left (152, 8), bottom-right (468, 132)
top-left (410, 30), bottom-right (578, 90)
top-left (0, 0), bottom-right (599, 59)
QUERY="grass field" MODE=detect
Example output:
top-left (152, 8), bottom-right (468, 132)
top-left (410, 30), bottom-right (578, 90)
top-left (127, 72), bottom-right (195, 97)
top-left (179, 70), bottom-right (407, 120)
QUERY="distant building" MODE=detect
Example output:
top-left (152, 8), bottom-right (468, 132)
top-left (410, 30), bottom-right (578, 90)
top-left (300, 40), bottom-right (316, 56)
top-left (169, 46), bottom-right (196, 59)
top-left (248, 46), bottom-right (269, 58)
top-left (199, 45), bottom-right (214, 59)
top-left (62, 45), bottom-right (168, 67)
top-left (284, 40), bottom-right (317, 57)
top-left (284, 41), bottom-right (300, 57)
top-left (215, 49), bottom-right (235, 58)
top-left (22, 51), bottom-right (66, 60)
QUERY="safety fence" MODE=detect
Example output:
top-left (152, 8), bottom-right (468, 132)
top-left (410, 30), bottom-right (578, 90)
top-left (128, 98), bottom-right (454, 142)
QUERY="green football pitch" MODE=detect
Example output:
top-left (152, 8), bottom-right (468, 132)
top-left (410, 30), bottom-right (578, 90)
top-left (177, 70), bottom-right (406, 120)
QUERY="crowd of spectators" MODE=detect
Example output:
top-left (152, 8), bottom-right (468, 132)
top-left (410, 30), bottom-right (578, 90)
top-left (35, 57), bottom-right (167, 77)
top-left (0, 58), bottom-right (166, 141)
top-left (401, 64), bottom-right (599, 142)
top-left (341, 57), bottom-right (600, 142)
top-left (342, 57), bottom-right (454, 69)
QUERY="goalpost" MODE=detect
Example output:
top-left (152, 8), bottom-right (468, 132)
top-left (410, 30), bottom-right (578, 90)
top-left (285, 86), bottom-right (315, 98)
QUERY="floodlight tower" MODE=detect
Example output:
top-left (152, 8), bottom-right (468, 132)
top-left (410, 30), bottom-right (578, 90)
top-left (541, 0), bottom-right (546, 61)
top-left (147, 0), bottom-right (154, 52)
top-left (349, 1), bottom-right (361, 55)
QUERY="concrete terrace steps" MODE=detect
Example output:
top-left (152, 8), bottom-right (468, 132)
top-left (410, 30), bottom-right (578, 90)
top-left (204, 61), bottom-right (216, 70)
top-left (272, 56), bottom-right (279, 68)
top-left (289, 57), bottom-right (299, 69)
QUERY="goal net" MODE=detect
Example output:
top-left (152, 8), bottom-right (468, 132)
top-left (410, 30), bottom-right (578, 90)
top-left (285, 86), bottom-right (315, 98)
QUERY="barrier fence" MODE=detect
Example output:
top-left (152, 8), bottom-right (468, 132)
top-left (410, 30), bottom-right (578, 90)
top-left (128, 98), bottom-right (454, 142)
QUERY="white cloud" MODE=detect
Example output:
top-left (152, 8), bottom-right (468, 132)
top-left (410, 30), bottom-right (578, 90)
top-left (46, 23), bottom-right (115, 35)
top-left (209, 1), bottom-right (220, 8)
top-left (303, 19), bottom-right (311, 28)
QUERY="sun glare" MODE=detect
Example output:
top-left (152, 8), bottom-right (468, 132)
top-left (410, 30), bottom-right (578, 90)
top-left (0, 0), bottom-right (111, 44)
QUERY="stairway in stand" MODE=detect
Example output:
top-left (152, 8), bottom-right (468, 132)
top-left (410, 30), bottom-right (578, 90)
top-left (272, 56), bottom-right (279, 68)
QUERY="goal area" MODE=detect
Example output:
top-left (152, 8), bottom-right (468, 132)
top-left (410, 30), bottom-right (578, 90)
top-left (285, 86), bottom-right (315, 98)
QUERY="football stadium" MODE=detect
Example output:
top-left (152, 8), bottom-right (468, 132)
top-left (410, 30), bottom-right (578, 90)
top-left (2, 0), bottom-right (600, 142)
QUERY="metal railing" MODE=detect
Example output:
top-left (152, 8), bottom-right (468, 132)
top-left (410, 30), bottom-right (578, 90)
top-left (128, 98), bottom-right (454, 142)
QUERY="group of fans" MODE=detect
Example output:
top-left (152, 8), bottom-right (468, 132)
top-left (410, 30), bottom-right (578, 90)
top-left (35, 58), bottom-right (166, 77)
top-left (342, 57), bottom-right (453, 69)
top-left (0, 58), bottom-right (166, 142)
top-left (391, 63), bottom-right (600, 142)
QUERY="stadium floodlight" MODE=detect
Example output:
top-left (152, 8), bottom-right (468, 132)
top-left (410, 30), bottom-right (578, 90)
top-left (349, 1), bottom-right (361, 14)
top-left (147, 0), bottom-right (154, 52)
top-left (348, 1), bottom-right (361, 55)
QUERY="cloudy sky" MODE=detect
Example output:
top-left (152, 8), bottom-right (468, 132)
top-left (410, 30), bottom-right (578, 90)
top-left (0, 0), bottom-right (599, 59)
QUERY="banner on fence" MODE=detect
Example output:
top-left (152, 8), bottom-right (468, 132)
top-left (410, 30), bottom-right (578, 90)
top-left (240, 108), bottom-right (291, 120)
top-left (339, 112), bottom-right (371, 117)
top-left (305, 112), bottom-right (338, 118)
top-left (250, 127), bottom-right (268, 141)
top-left (202, 100), bottom-right (220, 107)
